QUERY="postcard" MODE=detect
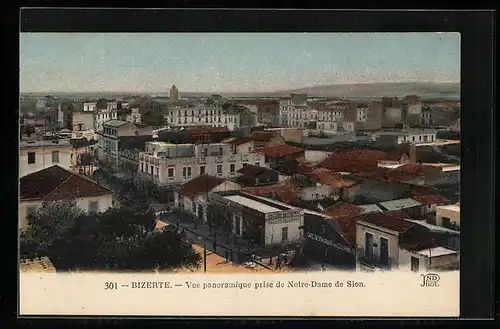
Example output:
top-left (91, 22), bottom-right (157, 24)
top-left (19, 31), bottom-right (461, 317)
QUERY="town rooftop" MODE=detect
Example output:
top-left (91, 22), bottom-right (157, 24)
top-left (224, 195), bottom-right (281, 213)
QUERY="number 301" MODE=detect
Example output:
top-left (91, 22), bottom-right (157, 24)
top-left (104, 282), bottom-right (117, 290)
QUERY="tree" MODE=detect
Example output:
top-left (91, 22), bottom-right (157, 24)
top-left (20, 199), bottom-right (84, 259)
top-left (134, 230), bottom-right (202, 270)
top-left (23, 206), bottom-right (201, 272)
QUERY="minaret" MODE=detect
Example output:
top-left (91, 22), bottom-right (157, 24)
top-left (169, 85), bottom-right (179, 100)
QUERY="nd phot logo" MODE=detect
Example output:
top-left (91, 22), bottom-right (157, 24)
top-left (420, 273), bottom-right (440, 287)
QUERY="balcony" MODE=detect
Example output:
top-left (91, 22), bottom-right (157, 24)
top-left (357, 248), bottom-right (392, 270)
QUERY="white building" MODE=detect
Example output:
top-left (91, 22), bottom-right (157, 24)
top-left (94, 109), bottom-right (118, 132)
top-left (138, 141), bottom-right (266, 187)
top-left (373, 128), bottom-right (437, 145)
top-left (165, 105), bottom-right (240, 130)
top-left (357, 105), bottom-right (369, 122)
top-left (83, 102), bottom-right (97, 112)
top-left (96, 120), bottom-right (153, 174)
top-left (208, 191), bottom-right (305, 247)
top-left (174, 174), bottom-right (241, 223)
top-left (125, 108), bottom-right (142, 124)
top-left (19, 138), bottom-right (72, 178)
top-left (19, 165), bottom-right (113, 230)
top-left (107, 101), bottom-right (118, 111)
top-left (355, 211), bottom-right (459, 272)
top-left (436, 204), bottom-right (460, 230)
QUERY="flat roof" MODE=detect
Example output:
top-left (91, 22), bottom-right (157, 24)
top-left (415, 246), bottom-right (458, 258)
top-left (359, 204), bottom-right (383, 214)
top-left (379, 198), bottom-right (422, 211)
top-left (404, 219), bottom-right (460, 234)
top-left (224, 195), bottom-right (281, 213)
top-left (437, 204), bottom-right (460, 213)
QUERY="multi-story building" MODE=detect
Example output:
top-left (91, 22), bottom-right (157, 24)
top-left (19, 138), bottom-right (72, 177)
top-left (19, 165), bottom-right (113, 230)
top-left (137, 141), bottom-right (266, 187)
top-left (354, 101), bottom-right (383, 131)
top-left (125, 108), bottom-right (142, 124)
top-left (372, 127), bottom-right (437, 145)
top-left (96, 120), bottom-right (153, 174)
top-left (421, 103), bottom-right (456, 127)
top-left (403, 101), bottom-right (423, 126)
top-left (279, 93), bottom-right (308, 127)
top-left (355, 211), bottom-right (459, 272)
top-left (208, 190), bottom-right (305, 247)
top-left (83, 102), bottom-right (97, 112)
top-left (72, 111), bottom-right (95, 132)
top-left (94, 108), bottom-right (118, 132)
top-left (165, 105), bottom-right (240, 130)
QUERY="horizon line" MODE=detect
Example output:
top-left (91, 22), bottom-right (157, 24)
top-left (20, 80), bottom-right (461, 95)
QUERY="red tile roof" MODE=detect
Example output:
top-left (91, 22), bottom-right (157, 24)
top-left (236, 164), bottom-right (277, 177)
top-left (20, 165), bottom-right (112, 201)
top-left (178, 174), bottom-right (233, 199)
top-left (353, 170), bottom-right (416, 183)
top-left (311, 168), bottom-right (357, 188)
top-left (323, 202), bottom-right (361, 219)
top-left (355, 210), bottom-right (414, 233)
top-left (334, 216), bottom-right (359, 248)
top-left (242, 184), bottom-right (300, 206)
top-left (411, 194), bottom-right (449, 205)
top-left (392, 164), bottom-right (442, 175)
top-left (257, 144), bottom-right (304, 158)
top-left (411, 185), bottom-right (441, 196)
top-left (317, 150), bottom-right (390, 173)
top-left (399, 228), bottom-right (440, 252)
top-left (250, 131), bottom-right (277, 142)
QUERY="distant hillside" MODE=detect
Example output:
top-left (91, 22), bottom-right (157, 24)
top-left (21, 82), bottom-right (460, 100)
top-left (272, 82), bottom-right (460, 98)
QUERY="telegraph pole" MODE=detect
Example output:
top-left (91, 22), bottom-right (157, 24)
top-left (203, 242), bottom-right (207, 273)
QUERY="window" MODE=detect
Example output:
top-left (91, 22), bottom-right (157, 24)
top-left (217, 164), bottom-right (222, 174)
top-left (200, 166), bottom-right (205, 175)
top-left (150, 165), bottom-right (153, 175)
top-left (441, 217), bottom-right (452, 229)
top-left (168, 168), bottom-right (174, 178)
top-left (141, 163), bottom-right (144, 172)
top-left (89, 201), bottom-right (99, 213)
top-left (156, 167), bottom-right (159, 176)
top-left (218, 147), bottom-right (223, 155)
top-left (255, 162), bottom-right (260, 167)
top-left (281, 227), bottom-right (288, 242)
top-left (51, 151), bottom-right (59, 163)
top-left (230, 164), bottom-right (235, 173)
top-left (243, 162), bottom-right (248, 167)
top-left (412, 136), bottom-right (415, 142)
top-left (27, 152), bottom-right (35, 164)
top-left (203, 148), bottom-right (208, 156)
top-left (411, 256), bottom-right (420, 272)
top-left (183, 167), bottom-right (186, 177)
top-left (26, 206), bottom-right (37, 218)
top-left (187, 167), bottom-right (191, 177)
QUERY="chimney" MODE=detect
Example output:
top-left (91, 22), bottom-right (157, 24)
top-left (409, 143), bottom-right (417, 163)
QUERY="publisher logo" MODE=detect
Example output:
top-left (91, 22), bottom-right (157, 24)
top-left (420, 273), bottom-right (440, 287)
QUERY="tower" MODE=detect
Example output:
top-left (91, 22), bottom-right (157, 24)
top-left (169, 85), bottom-right (179, 100)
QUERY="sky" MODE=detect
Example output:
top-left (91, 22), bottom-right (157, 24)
top-left (19, 33), bottom-right (460, 93)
